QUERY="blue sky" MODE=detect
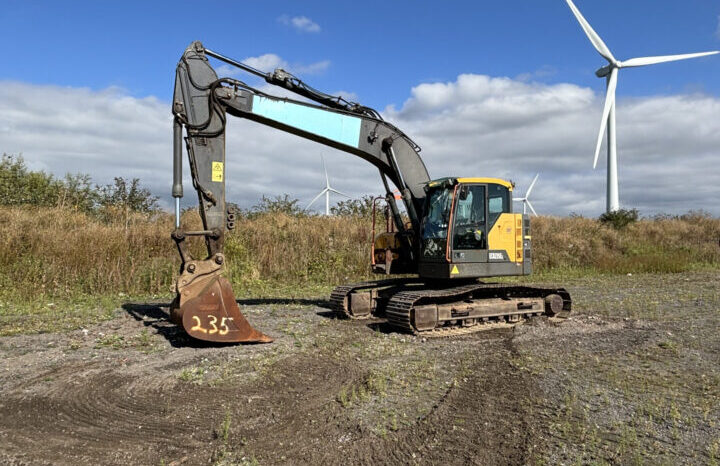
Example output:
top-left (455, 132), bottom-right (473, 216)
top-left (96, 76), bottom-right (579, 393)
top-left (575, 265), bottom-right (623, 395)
top-left (2, 1), bottom-right (720, 216)
top-left (4, 0), bottom-right (719, 105)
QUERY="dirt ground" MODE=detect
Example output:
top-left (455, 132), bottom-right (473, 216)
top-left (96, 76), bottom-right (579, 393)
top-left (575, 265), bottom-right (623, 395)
top-left (0, 271), bottom-right (718, 465)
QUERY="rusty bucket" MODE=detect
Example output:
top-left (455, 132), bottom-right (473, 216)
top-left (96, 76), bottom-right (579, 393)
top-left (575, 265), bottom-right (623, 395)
top-left (170, 256), bottom-right (273, 344)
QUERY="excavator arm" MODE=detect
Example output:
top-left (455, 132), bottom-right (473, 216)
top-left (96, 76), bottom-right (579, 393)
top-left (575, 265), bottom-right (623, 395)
top-left (170, 41), bottom-right (430, 343)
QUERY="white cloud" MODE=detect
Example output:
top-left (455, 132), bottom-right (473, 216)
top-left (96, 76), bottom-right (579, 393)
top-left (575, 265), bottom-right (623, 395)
top-left (515, 65), bottom-right (557, 83)
top-left (0, 82), bottom-right (169, 193)
top-left (1, 76), bottom-right (719, 217)
top-left (0, 81), bottom-right (368, 212)
top-left (384, 74), bottom-right (720, 216)
top-left (278, 15), bottom-right (321, 33)
top-left (333, 90), bottom-right (360, 103)
top-left (242, 54), bottom-right (286, 72)
top-left (294, 60), bottom-right (331, 75)
top-left (215, 53), bottom-right (330, 77)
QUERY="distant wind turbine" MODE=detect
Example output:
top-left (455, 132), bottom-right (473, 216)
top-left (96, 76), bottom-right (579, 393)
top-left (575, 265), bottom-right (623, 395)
top-left (306, 155), bottom-right (350, 215)
top-left (565, 0), bottom-right (719, 213)
top-left (513, 173), bottom-right (539, 216)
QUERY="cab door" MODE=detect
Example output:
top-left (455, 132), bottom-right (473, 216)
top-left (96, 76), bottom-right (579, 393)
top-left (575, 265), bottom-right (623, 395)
top-left (449, 183), bottom-right (488, 263)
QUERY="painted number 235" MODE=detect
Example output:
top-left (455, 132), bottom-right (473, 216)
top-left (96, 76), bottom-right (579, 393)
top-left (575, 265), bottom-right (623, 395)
top-left (190, 315), bottom-right (233, 335)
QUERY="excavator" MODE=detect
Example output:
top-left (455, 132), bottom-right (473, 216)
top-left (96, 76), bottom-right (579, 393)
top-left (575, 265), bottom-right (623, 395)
top-left (169, 41), bottom-right (571, 343)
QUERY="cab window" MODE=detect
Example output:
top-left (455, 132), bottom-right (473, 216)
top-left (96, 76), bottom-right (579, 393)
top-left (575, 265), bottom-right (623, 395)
top-left (452, 185), bottom-right (486, 250)
top-left (488, 184), bottom-right (510, 228)
top-left (421, 187), bottom-right (453, 258)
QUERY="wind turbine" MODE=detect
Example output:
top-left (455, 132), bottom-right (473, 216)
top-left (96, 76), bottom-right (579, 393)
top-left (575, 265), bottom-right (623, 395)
top-left (513, 173), bottom-right (539, 216)
top-left (565, 0), bottom-right (719, 213)
top-left (306, 155), bottom-right (350, 215)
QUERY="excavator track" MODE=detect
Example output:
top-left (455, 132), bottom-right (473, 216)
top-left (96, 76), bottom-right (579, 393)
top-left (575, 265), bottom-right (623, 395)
top-left (386, 283), bottom-right (571, 335)
top-left (331, 279), bottom-right (571, 335)
top-left (330, 278), bottom-right (424, 320)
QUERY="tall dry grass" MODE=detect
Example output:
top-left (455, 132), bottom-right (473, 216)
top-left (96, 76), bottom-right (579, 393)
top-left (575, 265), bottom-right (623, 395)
top-left (0, 206), bottom-right (174, 297)
top-left (0, 206), bottom-right (718, 301)
top-left (225, 213), bottom-right (373, 286)
top-left (531, 214), bottom-right (720, 273)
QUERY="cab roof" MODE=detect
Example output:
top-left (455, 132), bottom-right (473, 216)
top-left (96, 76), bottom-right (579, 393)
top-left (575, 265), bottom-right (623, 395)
top-left (427, 177), bottom-right (513, 191)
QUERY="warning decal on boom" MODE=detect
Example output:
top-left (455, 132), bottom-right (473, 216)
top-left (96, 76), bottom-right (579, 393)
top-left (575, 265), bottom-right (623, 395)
top-left (212, 162), bottom-right (224, 182)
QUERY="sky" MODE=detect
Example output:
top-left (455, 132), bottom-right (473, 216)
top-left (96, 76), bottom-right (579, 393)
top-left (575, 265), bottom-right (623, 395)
top-left (2, 0), bottom-right (720, 216)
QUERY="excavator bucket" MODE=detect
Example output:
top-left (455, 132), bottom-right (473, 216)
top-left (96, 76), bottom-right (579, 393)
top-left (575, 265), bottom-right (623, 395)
top-left (170, 268), bottom-right (273, 344)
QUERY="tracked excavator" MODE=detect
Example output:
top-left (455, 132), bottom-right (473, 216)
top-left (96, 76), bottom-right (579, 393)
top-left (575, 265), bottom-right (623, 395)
top-left (169, 41), bottom-right (571, 343)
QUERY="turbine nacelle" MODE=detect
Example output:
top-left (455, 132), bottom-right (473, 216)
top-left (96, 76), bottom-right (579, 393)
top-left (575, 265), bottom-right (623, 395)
top-left (512, 173), bottom-right (539, 217)
top-left (594, 64), bottom-right (614, 78)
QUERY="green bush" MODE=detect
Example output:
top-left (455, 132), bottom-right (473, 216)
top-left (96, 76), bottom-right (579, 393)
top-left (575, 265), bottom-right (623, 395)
top-left (330, 195), bottom-right (377, 218)
top-left (0, 153), bottom-right (157, 216)
top-left (97, 177), bottom-right (158, 213)
top-left (0, 153), bottom-right (64, 207)
top-left (249, 194), bottom-right (305, 217)
top-left (599, 208), bottom-right (639, 230)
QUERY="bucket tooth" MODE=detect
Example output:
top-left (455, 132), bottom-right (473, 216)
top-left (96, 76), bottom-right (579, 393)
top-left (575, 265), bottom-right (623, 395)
top-left (171, 258), bottom-right (272, 344)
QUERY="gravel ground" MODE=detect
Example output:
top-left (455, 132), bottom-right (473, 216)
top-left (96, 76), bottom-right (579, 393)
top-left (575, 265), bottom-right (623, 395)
top-left (0, 270), bottom-right (718, 465)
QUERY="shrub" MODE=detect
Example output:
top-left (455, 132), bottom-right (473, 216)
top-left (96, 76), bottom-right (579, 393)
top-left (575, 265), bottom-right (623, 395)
top-left (0, 153), bottom-right (64, 207)
top-left (330, 195), bottom-right (377, 218)
top-left (97, 177), bottom-right (158, 213)
top-left (599, 208), bottom-right (639, 230)
top-left (0, 153), bottom-right (158, 217)
top-left (250, 194), bottom-right (305, 217)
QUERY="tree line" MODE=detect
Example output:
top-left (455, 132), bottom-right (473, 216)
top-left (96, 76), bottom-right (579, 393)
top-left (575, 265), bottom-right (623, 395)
top-left (0, 153), bottom-right (158, 214)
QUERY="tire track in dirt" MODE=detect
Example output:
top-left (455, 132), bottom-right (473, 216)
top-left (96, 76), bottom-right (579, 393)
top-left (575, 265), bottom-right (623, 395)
top-left (0, 318), bottom-right (600, 465)
top-left (0, 359), bottom-right (220, 464)
top-left (355, 338), bottom-right (539, 466)
top-left (218, 354), bottom-right (368, 462)
top-left (224, 328), bottom-right (544, 465)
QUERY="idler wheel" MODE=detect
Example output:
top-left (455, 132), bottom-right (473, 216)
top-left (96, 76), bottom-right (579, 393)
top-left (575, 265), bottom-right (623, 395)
top-left (544, 294), bottom-right (564, 316)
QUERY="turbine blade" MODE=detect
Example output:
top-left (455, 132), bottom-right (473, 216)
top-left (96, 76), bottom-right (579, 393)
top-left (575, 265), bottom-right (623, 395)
top-left (525, 173), bottom-right (540, 197)
top-left (306, 190), bottom-right (326, 209)
top-left (329, 188), bottom-right (351, 198)
top-left (526, 200), bottom-right (538, 216)
top-left (593, 67), bottom-right (618, 169)
top-left (621, 51), bottom-right (719, 68)
top-left (565, 0), bottom-right (615, 63)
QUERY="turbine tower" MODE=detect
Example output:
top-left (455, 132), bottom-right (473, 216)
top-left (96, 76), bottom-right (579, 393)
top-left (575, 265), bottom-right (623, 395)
top-left (513, 173), bottom-right (539, 216)
top-left (307, 155), bottom-right (349, 215)
top-left (565, 0), bottom-right (719, 213)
